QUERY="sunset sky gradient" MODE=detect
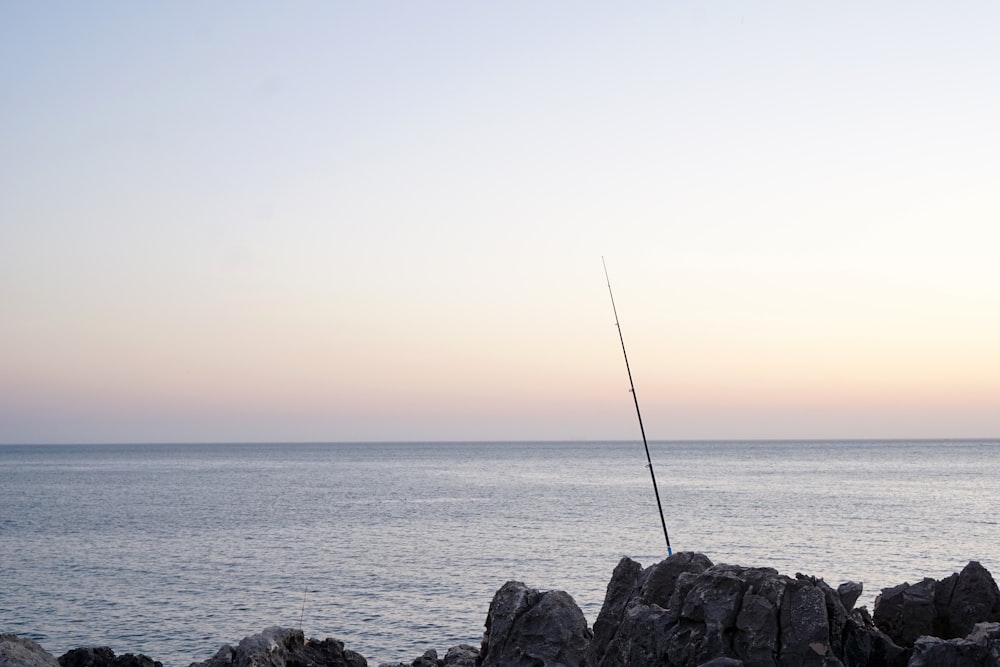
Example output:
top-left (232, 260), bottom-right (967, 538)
top-left (2, 2), bottom-right (998, 443)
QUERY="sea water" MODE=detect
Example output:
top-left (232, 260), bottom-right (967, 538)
top-left (1, 440), bottom-right (997, 665)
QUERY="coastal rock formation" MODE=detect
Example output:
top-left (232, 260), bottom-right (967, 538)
top-left (591, 552), bottom-right (907, 667)
top-left (908, 622), bottom-right (1000, 666)
top-left (0, 635), bottom-right (59, 667)
top-left (376, 645), bottom-right (479, 667)
top-left (5, 555), bottom-right (1000, 667)
top-left (188, 627), bottom-right (366, 667)
top-left (58, 647), bottom-right (161, 667)
top-left (478, 581), bottom-right (595, 667)
top-left (872, 561), bottom-right (1000, 648)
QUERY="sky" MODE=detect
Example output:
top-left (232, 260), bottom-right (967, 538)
top-left (2, 2), bottom-right (999, 444)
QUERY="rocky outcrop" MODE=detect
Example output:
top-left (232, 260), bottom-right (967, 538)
top-left (478, 581), bottom-right (595, 667)
top-left (4, 556), bottom-right (999, 667)
top-left (58, 647), bottom-right (161, 667)
top-left (908, 622), bottom-right (1000, 666)
top-left (1, 635), bottom-right (59, 667)
top-left (592, 552), bottom-right (908, 667)
top-left (189, 627), bottom-right (366, 667)
top-left (377, 645), bottom-right (479, 667)
top-left (872, 561), bottom-right (1000, 648)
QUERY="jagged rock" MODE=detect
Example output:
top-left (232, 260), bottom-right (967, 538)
top-left (594, 552), bottom-right (713, 666)
top-left (408, 649), bottom-right (438, 667)
top-left (873, 561), bottom-right (1000, 649)
top-left (935, 562), bottom-right (1000, 640)
top-left (872, 578), bottom-right (937, 647)
top-left (188, 627), bottom-right (366, 667)
top-left (591, 556), bottom-right (644, 659)
top-left (593, 552), bottom-right (907, 667)
top-left (1, 634), bottom-right (60, 667)
top-left (840, 607), bottom-right (908, 667)
top-left (58, 647), bottom-right (161, 667)
top-left (441, 645), bottom-right (477, 667)
top-left (908, 621), bottom-right (1000, 666)
top-left (479, 581), bottom-right (595, 667)
top-left (640, 552), bottom-right (715, 608)
top-left (58, 648), bottom-right (117, 667)
top-left (378, 645), bottom-right (478, 667)
top-left (837, 582), bottom-right (864, 614)
top-left (779, 577), bottom-right (832, 666)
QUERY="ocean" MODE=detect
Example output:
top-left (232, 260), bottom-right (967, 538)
top-left (1, 440), bottom-right (997, 666)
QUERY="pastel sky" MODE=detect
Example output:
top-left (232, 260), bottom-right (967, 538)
top-left (2, 2), bottom-right (998, 444)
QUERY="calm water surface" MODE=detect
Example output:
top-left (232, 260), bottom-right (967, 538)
top-left (1, 440), bottom-right (997, 665)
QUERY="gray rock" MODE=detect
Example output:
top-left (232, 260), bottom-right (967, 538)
top-left (410, 649), bottom-right (438, 667)
top-left (872, 578), bottom-right (937, 647)
top-left (0, 635), bottom-right (60, 667)
top-left (57, 648), bottom-right (118, 667)
top-left (441, 645), bottom-right (476, 667)
top-left (188, 627), bottom-right (366, 667)
top-left (639, 552), bottom-right (715, 609)
top-left (591, 557), bottom-right (643, 660)
top-left (479, 581), bottom-right (595, 667)
top-left (594, 552), bottom-right (713, 666)
top-left (908, 621), bottom-right (1000, 667)
top-left (593, 554), bottom-right (907, 667)
top-left (779, 578), bottom-right (831, 666)
top-left (841, 606), bottom-right (908, 667)
top-left (837, 582), bottom-right (863, 613)
top-left (58, 647), bottom-right (161, 667)
top-left (934, 562), bottom-right (1000, 640)
top-left (733, 591), bottom-right (780, 665)
top-left (873, 561), bottom-right (1000, 649)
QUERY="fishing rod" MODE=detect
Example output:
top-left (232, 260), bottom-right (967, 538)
top-left (602, 257), bottom-right (673, 557)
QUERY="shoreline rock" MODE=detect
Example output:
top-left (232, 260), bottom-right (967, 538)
top-left (3, 554), bottom-right (998, 667)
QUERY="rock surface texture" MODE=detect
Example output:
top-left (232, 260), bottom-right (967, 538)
top-left (478, 581), bottom-right (595, 667)
top-left (1, 635), bottom-right (60, 667)
top-left (189, 627), bottom-right (366, 667)
top-left (58, 647), bottom-right (161, 667)
top-left (592, 552), bottom-right (911, 667)
top-left (872, 561), bottom-right (1000, 650)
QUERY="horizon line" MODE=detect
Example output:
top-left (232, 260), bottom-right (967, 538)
top-left (2, 436), bottom-right (998, 447)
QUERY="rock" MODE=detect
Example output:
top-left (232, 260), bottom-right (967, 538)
top-left (479, 581), bottom-right (595, 667)
top-left (873, 561), bottom-right (1000, 648)
top-left (872, 578), bottom-right (937, 647)
top-left (639, 552), bottom-right (715, 609)
top-left (779, 577), bottom-right (831, 666)
top-left (58, 647), bottom-right (161, 667)
top-left (58, 648), bottom-right (118, 667)
top-left (593, 553), bottom-right (910, 667)
top-left (594, 552), bottom-right (713, 666)
top-left (441, 645), bottom-right (477, 667)
top-left (696, 659), bottom-right (744, 667)
top-left (1, 634), bottom-right (60, 667)
top-left (188, 627), bottom-right (366, 667)
top-left (840, 606), bottom-right (908, 667)
top-left (379, 646), bottom-right (475, 667)
top-left (591, 557), bottom-right (644, 660)
top-left (837, 582), bottom-right (863, 613)
top-left (410, 649), bottom-right (438, 667)
top-left (908, 621), bottom-right (1000, 667)
top-left (935, 562), bottom-right (1000, 640)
